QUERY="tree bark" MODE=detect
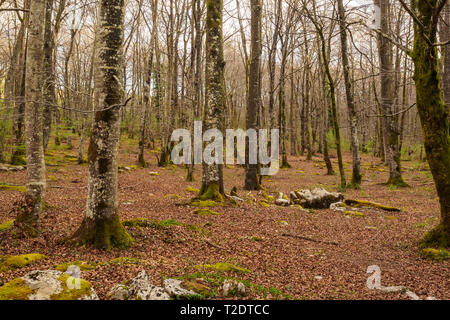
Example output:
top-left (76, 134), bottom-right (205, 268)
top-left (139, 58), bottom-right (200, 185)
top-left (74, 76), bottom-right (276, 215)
top-left (245, 0), bottom-right (262, 190)
top-left (337, 0), bottom-right (362, 187)
top-left (70, 0), bottom-right (133, 250)
top-left (375, 0), bottom-right (407, 187)
top-left (407, 0), bottom-right (450, 248)
top-left (199, 0), bottom-right (225, 200)
top-left (42, 0), bottom-right (55, 152)
top-left (16, 0), bottom-right (47, 237)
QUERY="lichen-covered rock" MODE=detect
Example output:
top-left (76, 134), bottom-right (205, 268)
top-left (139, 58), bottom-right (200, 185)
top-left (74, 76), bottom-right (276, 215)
top-left (106, 270), bottom-right (169, 300)
top-left (222, 280), bottom-right (246, 297)
top-left (163, 278), bottom-right (196, 298)
top-left (0, 270), bottom-right (98, 300)
top-left (106, 284), bottom-right (129, 300)
top-left (0, 254), bottom-right (47, 272)
top-left (275, 193), bottom-right (291, 207)
top-left (291, 188), bottom-right (344, 209)
top-left (181, 279), bottom-right (213, 297)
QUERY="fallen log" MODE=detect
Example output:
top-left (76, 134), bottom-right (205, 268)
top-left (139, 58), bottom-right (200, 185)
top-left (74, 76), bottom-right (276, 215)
top-left (344, 199), bottom-right (401, 212)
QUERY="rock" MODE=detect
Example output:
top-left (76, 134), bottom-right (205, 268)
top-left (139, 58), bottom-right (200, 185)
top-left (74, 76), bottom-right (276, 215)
top-left (222, 280), bottom-right (246, 297)
top-left (106, 270), bottom-right (170, 300)
top-left (106, 284), bottom-right (129, 300)
top-left (128, 270), bottom-right (169, 300)
top-left (291, 188), bottom-right (344, 209)
top-left (0, 270), bottom-right (98, 300)
top-left (275, 193), bottom-right (291, 207)
top-left (314, 276), bottom-right (323, 281)
top-left (163, 278), bottom-right (196, 298)
top-left (180, 279), bottom-right (213, 297)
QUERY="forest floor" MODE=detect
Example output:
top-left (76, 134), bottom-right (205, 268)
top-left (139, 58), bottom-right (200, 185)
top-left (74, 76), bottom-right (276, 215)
top-left (0, 133), bottom-right (448, 300)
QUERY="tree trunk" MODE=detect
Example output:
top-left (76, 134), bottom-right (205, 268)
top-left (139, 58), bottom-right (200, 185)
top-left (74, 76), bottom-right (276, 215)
top-left (375, 0), bottom-right (407, 187)
top-left (16, 0), bottom-right (47, 237)
top-left (138, 0), bottom-right (157, 168)
top-left (337, 0), bottom-right (362, 187)
top-left (198, 0), bottom-right (225, 200)
top-left (441, 2), bottom-right (450, 122)
top-left (42, 0), bottom-right (55, 152)
top-left (70, 0), bottom-right (133, 250)
top-left (245, 0), bottom-right (262, 190)
top-left (408, 0), bottom-right (450, 248)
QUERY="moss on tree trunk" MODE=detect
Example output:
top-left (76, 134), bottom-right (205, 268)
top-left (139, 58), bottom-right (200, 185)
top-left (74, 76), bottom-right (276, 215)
top-left (70, 214), bottom-right (133, 250)
top-left (69, 0), bottom-right (132, 250)
top-left (410, 0), bottom-right (450, 248)
top-left (199, 0), bottom-right (226, 199)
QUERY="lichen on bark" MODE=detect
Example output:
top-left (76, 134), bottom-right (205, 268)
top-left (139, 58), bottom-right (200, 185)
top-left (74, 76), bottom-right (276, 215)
top-left (69, 0), bottom-right (132, 250)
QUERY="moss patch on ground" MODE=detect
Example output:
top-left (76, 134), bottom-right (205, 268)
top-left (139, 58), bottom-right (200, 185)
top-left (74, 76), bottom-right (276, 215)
top-left (191, 200), bottom-right (222, 208)
top-left (185, 186), bottom-right (200, 193)
top-left (0, 220), bottom-right (14, 232)
top-left (420, 248), bottom-right (449, 261)
top-left (194, 209), bottom-right (221, 216)
top-left (195, 262), bottom-right (251, 274)
top-left (54, 261), bottom-right (97, 272)
top-left (344, 211), bottom-right (366, 218)
top-left (0, 254), bottom-right (47, 272)
top-left (0, 184), bottom-right (26, 192)
top-left (122, 218), bottom-right (150, 228)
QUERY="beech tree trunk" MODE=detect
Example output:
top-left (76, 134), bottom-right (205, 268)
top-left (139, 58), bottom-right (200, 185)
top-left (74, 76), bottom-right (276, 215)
top-left (407, 0), bottom-right (450, 248)
top-left (245, 0), bottom-right (262, 190)
top-left (198, 0), bottom-right (225, 200)
top-left (375, 0), bottom-right (407, 187)
top-left (337, 0), bottom-right (362, 187)
top-left (16, 0), bottom-right (47, 237)
top-left (42, 0), bottom-right (55, 152)
top-left (441, 2), bottom-right (450, 122)
top-left (70, 0), bottom-right (133, 250)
